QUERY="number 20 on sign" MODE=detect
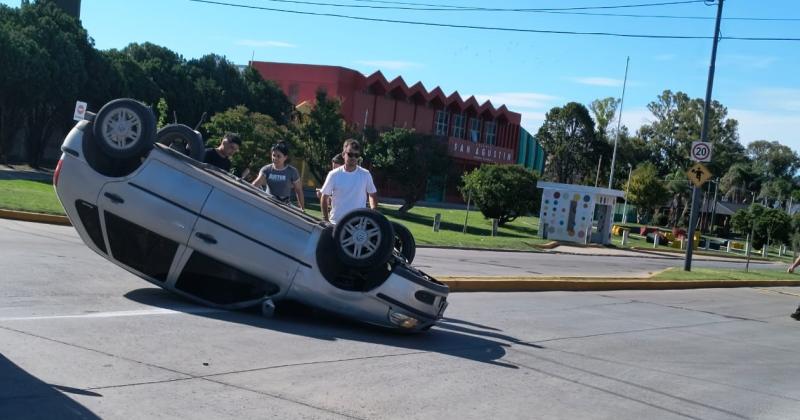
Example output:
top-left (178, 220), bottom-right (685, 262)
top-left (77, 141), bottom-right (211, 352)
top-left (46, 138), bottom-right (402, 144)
top-left (690, 141), bottom-right (712, 163)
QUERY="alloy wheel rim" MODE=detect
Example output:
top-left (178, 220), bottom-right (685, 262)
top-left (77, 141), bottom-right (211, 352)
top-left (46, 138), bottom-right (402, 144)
top-left (102, 108), bottom-right (141, 150)
top-left (340, 216), bottom-right (382, 259)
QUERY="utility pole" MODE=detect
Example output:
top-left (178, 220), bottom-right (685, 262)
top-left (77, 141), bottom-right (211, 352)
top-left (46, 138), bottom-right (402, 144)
top-left (622, 163), bottom-right (633, 224)
top-left (594, 156), bottom-right (603, 187)
top-left (709, 178), bottom-right (719, 232)
top-left (608, 56), bottom-right (630, 189)
top-left (685, 0), bottom-right (724, 271)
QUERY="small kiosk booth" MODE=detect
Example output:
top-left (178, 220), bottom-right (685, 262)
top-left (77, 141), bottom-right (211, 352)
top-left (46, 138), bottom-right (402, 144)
top-left (536, 181), bottom-right (625, 245)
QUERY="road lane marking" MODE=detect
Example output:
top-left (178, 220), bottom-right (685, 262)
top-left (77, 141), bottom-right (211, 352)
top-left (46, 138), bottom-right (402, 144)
top-left (0, 307), bottom-right (227, 321)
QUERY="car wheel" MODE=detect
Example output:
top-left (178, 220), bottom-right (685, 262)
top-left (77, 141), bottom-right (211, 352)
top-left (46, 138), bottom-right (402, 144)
top-left (391, 221), bottom-right (416, 263)
top-left (156, 124), bottom-right (205, 161)
top-left (92, 98), bottom-right (156, 159)
top-left (333, 209), bottom-right (394, 268)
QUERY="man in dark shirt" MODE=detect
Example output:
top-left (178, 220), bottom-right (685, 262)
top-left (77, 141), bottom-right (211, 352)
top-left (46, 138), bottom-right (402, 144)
top-left (203, 132), bottom-right (241, 172)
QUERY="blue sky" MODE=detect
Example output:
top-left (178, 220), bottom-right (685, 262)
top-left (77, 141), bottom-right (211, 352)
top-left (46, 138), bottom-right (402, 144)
top-left (5, 0), bottom-right (800, 151)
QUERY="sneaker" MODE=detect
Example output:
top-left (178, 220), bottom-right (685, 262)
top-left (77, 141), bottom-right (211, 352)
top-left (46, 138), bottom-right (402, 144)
top-left (792, 309), bottom-right (800, 321)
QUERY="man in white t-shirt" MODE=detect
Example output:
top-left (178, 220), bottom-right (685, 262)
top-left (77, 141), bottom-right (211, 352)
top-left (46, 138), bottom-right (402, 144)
top-left (320, 139), bottom-right (378, 224)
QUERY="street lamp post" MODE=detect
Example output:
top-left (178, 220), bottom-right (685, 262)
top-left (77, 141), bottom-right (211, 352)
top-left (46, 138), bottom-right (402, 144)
top-left (622, 163), bottom-right (632, 224)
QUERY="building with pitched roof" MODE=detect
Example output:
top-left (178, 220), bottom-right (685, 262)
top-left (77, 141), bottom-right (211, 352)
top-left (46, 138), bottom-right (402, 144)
top-left (250, 61), bottom-right (545, 202)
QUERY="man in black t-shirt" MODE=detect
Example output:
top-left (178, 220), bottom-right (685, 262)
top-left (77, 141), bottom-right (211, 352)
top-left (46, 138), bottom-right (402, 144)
top-left (203, 132), bottom-right (241, 172)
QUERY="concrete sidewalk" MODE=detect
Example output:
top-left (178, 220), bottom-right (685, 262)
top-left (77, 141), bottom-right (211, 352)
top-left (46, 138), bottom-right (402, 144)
top-left (0, 164), bottom-right (53, 181)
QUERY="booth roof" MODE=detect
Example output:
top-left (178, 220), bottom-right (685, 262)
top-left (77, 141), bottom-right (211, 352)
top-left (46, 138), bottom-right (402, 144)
top-left (536, 181), bottom-right (626, 198)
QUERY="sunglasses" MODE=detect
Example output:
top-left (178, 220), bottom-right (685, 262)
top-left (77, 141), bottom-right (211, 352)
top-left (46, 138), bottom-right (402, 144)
top-left (346, 152), bottom-right (361, 158)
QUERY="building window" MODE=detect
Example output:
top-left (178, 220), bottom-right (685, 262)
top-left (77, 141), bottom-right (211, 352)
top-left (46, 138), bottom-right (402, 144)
top-left (435, 110), bottom-right (450, 136)
top-left (469, 118), bottom-right (481, 143)
top-left (452, 113), bottom-right (466, 139)
top-left (485, 121), bottom-right (497, 145)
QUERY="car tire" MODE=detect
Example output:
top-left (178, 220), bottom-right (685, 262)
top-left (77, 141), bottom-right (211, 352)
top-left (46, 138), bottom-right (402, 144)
top-left (391, 221), bottom-right (416, 263)
top-left (156, 124), bottom-right (205, 161)
top-left (92, 98), bottom-right (156, 160)
top-left (333, 209), bottom-right (395, 268)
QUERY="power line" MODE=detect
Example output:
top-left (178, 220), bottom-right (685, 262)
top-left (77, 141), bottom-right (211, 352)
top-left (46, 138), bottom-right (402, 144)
top-left (188, 0), bottom-right (800, 41)
top-left (252, 0), bottom-right (709, 12)
top-left (516, 10), bottom-right (800, 22)
top-left (259, 0), bottom-right (800, 22)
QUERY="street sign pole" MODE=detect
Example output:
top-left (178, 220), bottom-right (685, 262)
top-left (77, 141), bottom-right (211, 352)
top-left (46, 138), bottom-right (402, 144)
top-left (686, 0), bottom-right (724, 271)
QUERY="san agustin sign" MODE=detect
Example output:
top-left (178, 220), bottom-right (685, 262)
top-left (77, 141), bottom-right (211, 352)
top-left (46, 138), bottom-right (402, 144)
top-left (447, 137), bottom-right (515, 164)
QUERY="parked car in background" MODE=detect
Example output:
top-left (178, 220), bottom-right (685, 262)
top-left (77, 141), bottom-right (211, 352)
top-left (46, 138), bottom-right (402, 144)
top-left (54, 98), bottom-right (448, 331)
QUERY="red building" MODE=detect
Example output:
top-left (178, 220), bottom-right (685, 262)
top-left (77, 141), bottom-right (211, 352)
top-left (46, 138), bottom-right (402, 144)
top-left (251, 61), bottom-right (523, 202)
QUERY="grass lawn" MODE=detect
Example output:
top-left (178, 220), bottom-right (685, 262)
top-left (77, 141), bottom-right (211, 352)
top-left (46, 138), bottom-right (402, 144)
top-left (0, 179), bottom-right (547, 251)
top-left (0, 179), bottom-right (64, 215)
top-left (306, 201), bottom-right (547, 251)
top-left (653, 267), bottom-right (799, 281)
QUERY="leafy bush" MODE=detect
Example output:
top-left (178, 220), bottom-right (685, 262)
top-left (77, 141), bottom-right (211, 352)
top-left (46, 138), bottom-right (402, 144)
top-left (731, 204), bottom-right (791, 250)
top-left (460, 164), bottom-right (539, 226)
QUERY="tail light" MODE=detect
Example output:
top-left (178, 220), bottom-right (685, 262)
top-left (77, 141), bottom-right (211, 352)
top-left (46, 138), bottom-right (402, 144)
top-left (53, 159), bottom-right (63, 186)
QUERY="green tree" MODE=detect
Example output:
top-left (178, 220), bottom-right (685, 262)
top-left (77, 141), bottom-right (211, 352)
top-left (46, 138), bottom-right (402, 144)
top-left (638, 90), bottom-right (745, 177)
top-left (155, 98), bottom-right (169, 129)
top-left (0, 5), bottom-right (48, 160)
top-left (747, 140), bottom-right (800, 180)
top-left (536, 102), bottom-right (600, 184)
top-left (612, 128), bottom-right (652, 189)
top-left (730, 204), bottom-right (790, 251)
top-left (627, 162), bottom-right (668, 223)
top-left (242, 66), bottom-right (293, 125)
top-left (120, 42), bottom-right (193, 121)
top-left (756, 207), bottom-right (792, 251)
top-left (366, 128), bottom-right (450, 214)
top-left (0, 1), bottom-right (93, 167)
top-left (460, 164), bottom-right (539, 226)
top-left (203, 106), bottom-right (287, 178)
top-left (720, 162), bottom-right (760, 203)
top-left (665, 169), bottom-right (691, 226)
top-left (295, 89), bottom-right (346, 183)
top-left (103, 49), bottom-right (162, 102)
top-left (731, 205), bottom-right (760, 237)
top-left (759, 178), bottom-right (794, 208)
top-left (589, 97), bottom-right (619, 138)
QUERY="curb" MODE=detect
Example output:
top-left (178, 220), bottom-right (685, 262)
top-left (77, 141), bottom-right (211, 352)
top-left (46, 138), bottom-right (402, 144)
top-left (630, 246), bottom-right (773, 263)
top-left (439, 276), bottom-right (800, 292)
top-left (0, 209), bottom-right (71, 226)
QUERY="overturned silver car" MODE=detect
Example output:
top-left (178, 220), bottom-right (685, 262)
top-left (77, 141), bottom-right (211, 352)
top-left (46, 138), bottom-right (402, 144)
top-left (54, 98), bottom-right (448, 331)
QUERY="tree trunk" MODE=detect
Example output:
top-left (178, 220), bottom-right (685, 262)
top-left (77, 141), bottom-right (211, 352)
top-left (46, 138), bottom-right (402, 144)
top-left (398, 201), bottom-right (415, 214)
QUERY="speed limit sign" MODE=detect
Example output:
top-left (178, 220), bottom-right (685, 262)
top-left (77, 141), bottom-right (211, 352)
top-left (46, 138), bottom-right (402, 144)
top-left (690, 141), bottom-right (712, 162)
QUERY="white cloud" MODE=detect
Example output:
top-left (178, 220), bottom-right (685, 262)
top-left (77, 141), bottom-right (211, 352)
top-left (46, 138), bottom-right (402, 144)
top-left (717, 54), bottom-right (778, 70)
top-left (235, 39), bottom-right (297, 48)
top-left (355, 60), bottom-right (422, 70)
top-left (474, 92), bottom-right (560, 133)
top-left (474, 92), bottom-right (558, 110)
top-left (618, 107), bottom-right (653, 132)
top-left (520, 112), bottom-right (547, 133)
top-left (749, 88), bottom-right (800, 113)
top-left (570, 77), bottom-right (625, 87)
top-left (728, 108), bottom-right (800, 150)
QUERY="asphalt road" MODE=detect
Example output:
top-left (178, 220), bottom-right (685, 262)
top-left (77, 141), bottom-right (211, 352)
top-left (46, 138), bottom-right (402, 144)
top-left (415, 247), bottom-right (780, 277)
top-left (3, 219), bottom-right (800, 419)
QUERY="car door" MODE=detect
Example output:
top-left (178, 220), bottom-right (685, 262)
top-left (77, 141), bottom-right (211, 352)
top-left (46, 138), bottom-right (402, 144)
top-left (174, 187), bottom-right (309, 306)
top-left (97, 159), bottom-right (212, 284)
